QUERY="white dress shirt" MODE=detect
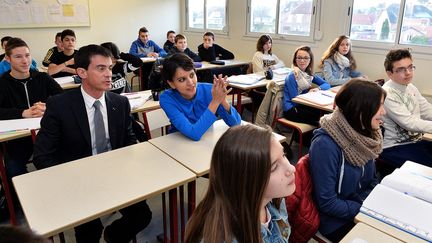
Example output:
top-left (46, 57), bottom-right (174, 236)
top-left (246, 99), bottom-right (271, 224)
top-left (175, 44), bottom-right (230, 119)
top-left (81, 86), bottom-right (112, 154)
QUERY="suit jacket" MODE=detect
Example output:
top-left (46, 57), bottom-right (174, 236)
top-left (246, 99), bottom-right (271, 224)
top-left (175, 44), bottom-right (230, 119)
top-left (33, 88), bottom-right (137, 169)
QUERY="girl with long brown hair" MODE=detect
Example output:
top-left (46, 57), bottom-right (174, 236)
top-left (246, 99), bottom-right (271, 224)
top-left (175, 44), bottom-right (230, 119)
top-left (319, 35), bottom-right (367, 86)
top-left (185, 125), bottom-right (295, 243)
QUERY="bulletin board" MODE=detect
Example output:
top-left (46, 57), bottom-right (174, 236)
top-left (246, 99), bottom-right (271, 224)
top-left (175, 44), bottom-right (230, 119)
top-left (0, 0), bottom-right (90, 29)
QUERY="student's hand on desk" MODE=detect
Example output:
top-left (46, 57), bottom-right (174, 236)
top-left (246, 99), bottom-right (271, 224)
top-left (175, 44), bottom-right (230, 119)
top-left (22, 102), bottom-right (46, 118)
top-left (148, 52), bottom-right (159, 58)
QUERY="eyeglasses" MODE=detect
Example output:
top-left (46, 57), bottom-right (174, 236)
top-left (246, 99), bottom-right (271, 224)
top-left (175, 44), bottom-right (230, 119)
top-left (393, 65), bottom-right (416, 74)
top-left (296, 57), bottom-right (310, 61)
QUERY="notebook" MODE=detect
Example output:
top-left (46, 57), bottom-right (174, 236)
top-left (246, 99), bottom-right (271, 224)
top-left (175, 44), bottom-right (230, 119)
top-left (360, 167), bottom-right (432, 241)
top-left (121, 91), bottom-right (152, 110)
top-left (296, 90), bottom-right (335, 106)
top-left (227, 74), bottom-right (265, 85)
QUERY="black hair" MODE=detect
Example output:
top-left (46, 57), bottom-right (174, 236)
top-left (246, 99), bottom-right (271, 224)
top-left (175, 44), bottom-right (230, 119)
top-left (162, 53), bottom-right (195, 82)
top-left (75, 44), bottom-right (112, 70)
top-left (61, 29), bottom-right (76, 41)
top-left (101, 42), bottom-right (120, 59)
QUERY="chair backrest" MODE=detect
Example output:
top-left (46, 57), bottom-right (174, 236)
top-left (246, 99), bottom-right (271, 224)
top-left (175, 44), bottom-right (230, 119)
top-left (142, 108), bottom-right (170, 139)
top-left (286, 154), bottom-right (320, 243)
top-left (30, 129), bottom-right (40, 143)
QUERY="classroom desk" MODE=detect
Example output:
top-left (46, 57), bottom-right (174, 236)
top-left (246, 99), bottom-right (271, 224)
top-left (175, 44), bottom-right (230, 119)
top-left (227, 74), bottom-right (286, 111)
top-left (149, 120), bottom-right (286, 223)
top-left (197, 60), bottom-right (250, 71)
top-left (355, 213), bottom-right (427, 242)
top-left (126, 90), bottom-right (161, 113)
top-left (340, 222), bottom-right (403, 243)
top-left (13, 142), bottom-right (196, 242)
top-left (54, 76), bottom-right (81, 90)
top-left (291, 96), bottom-right (334, 113)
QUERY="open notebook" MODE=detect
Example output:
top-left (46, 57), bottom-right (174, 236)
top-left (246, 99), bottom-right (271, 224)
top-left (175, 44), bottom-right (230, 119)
top-left (360, 166), bottom-right (432, 241)
top-left (227, 74), bottom-right (265, 85)
top-left (296, 90), bottom-right (335, 106)
top-left (121, 91), bottom-right (152, 110)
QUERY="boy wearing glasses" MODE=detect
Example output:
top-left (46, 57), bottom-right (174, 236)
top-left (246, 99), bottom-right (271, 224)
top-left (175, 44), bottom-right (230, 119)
top-left (380, 48), bottom-right (432, 168)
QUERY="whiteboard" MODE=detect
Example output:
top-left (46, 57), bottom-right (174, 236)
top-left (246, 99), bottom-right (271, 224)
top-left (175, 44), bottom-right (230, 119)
top-left (0, 0), bottom-right (90, 29)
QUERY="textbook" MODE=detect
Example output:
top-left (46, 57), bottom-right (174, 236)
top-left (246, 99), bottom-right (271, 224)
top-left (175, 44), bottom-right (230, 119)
top-left (296, 90), bottom-right (335, 106)
top-left (227, 73), bottom-right (265, 85)
top-left (360, 167), bottom-right (432, 241)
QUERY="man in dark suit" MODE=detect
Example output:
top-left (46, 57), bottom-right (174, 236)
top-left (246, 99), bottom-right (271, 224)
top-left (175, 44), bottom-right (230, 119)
top-left (33, 44), bottom-right (152, 243)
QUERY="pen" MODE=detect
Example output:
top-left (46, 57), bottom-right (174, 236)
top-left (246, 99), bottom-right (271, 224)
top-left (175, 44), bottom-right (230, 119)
top-left (320, 93), bottom-right (334, 98)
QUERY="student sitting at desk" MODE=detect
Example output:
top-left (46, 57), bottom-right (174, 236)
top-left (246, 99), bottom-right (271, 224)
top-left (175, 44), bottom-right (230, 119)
top-left (160, 53), bottom-right (241, 141)
top-left (185, 125), bottom-right (295, 243)
top-left (319, 35), bottom-right (367, 86)
top-left (33, 44), bottom-right (152, 243)
top-left (168, 34), bottom-right (201, 62)
top-left (309, 79), bottom-right (385, 242)
top-left (0, 38), bottom-right (62, 194)
top-left (129, 26), bottom-right (167, 58)
top-left (47, 29), bottom-right (77, 78)
top-left (42, 32), bottom-right (63, 67)
top-left (252, 34), bottom-right (285, 73)
top-left (197, 31), bottom-right (234, 62)
top-left (380, 49), bottom-right (432, 168)
top-left (0, 36), bottom-right (11, 61)
top-left (283, 46), bottom-right (330, 126)
top-left (163, 30), bottom-right (176, 53)
top-left (101, 41), bottom-right (147, 142)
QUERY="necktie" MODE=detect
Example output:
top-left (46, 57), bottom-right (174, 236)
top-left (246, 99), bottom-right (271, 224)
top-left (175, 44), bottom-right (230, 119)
top-left (93, 100), bottom-right (108, 154)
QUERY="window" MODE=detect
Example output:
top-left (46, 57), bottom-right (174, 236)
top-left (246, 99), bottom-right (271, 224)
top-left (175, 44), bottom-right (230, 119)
top-left (186, 0), bottom-right (227, 33)
top-left (247, 0), bottom-right (320, 41)
top-left (348, 0), bottom-right (432, 47)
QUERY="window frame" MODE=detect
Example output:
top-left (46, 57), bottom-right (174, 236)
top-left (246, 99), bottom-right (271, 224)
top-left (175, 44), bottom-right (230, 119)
top-left (344, 0), bottom-right (432, 55)
top-left (245, 0), bottom-right (322, 43)
top-left (185, 0), bottom-right (229, 35)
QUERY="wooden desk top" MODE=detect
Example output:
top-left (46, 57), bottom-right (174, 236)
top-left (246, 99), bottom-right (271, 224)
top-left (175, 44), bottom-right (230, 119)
top-left (355, 213), bottom-right (427, 242)
top-left (149, 120), bottom-right (285, 177)
top-left (340, 222), bottom-right (403, 242)
top-left (13, 142), bottom-right (196, 237)
top-left (0, 130), bottom-right (31, 142)
top-left (60, 82), bottom-right (80, 90)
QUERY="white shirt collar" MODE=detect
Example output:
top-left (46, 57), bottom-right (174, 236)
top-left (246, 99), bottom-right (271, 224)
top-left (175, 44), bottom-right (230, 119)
top-left (81, 86), bottom-right (106, 109)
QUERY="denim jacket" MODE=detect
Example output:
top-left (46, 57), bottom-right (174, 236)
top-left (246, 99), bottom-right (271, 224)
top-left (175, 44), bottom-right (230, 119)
top-left (261, 198), bottom-right (291, 243)
top-left (322, 58), bottom-right (362, 86)
top-left (200, 199), bottom-right (290, 243)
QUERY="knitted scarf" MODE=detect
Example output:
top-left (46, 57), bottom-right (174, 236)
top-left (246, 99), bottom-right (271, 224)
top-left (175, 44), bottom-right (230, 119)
top-left (296, 69), bottom-right (313, 94)
top-left (333, 52), bottom-right (350, 78)
top-left (319, 109), bottom-right (383, 167)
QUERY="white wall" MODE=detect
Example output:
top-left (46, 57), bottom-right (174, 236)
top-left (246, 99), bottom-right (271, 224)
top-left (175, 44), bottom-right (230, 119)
top-left (182, 0), bottom-right (432, 95)
top-left (0, 0), bottom-right (181, 66)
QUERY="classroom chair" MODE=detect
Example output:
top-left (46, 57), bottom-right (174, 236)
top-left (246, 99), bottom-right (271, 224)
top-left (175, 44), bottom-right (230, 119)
top-left (226, 93), bottom-right (254, 121)
top-left (141, 108), bottom-right (170, 139)
top-left (273, 116), bottom-right (316, 159)
top-left (130, 68), bottom-right (142, 91)
top-left (286, 154), bottom-right (331, 243)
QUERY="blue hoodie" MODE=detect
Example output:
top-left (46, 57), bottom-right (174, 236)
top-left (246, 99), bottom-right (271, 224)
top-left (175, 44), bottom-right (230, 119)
top-left (308, 128), bottom-right (378, 235)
